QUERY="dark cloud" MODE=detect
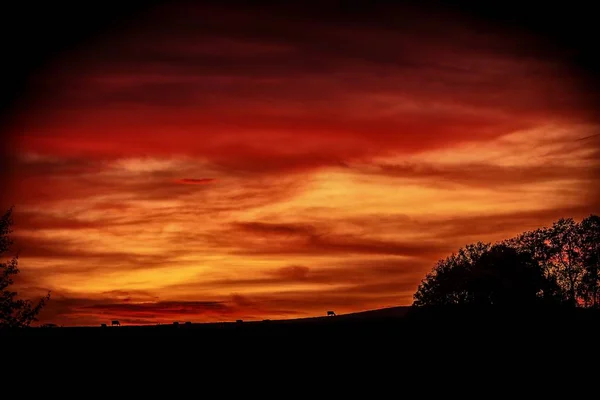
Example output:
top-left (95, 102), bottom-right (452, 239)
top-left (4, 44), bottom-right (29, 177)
top-left (234, 222), bottom-right (317, 237)
top-left (165, 259), bottom-right (429, 292)
top-left (374, 162), bottom-right (597, 189)
top-left (4, 153), bottom-right (309, 215)
top-left (230, 294), bottom-right (255, 307)
top-left (84, 300), bottom-right (230, 314)
top-left (10, 234), bottom-right (179, 271)
top-left (9, 2), bottom-right (595, 176)
top-left (271, 265), bottom-right (310, 281)
top-left (35, 293), bottom-right (236, 326)
top-left (13, 211), bottom-right (100, 231)
top-left (229, 222), bottom-right (451, 257)
top-left (176, 178), bottom-right (216, 185)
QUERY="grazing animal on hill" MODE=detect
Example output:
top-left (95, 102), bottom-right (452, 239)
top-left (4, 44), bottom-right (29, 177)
top-left (111, 320), bottom-right (120, 326)
top-left (327, 311), bottom-right (336, 316)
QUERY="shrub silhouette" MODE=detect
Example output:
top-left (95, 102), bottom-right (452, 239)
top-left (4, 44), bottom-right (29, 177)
top-left (0, 207), bottom-right (50, 328)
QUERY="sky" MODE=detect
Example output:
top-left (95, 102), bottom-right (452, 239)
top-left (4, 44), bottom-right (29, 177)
top-left (1, 2), bottom-right (599, 326)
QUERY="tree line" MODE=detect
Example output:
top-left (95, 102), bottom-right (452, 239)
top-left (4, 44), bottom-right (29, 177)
top-left (413, 215), bottom-right (600, 308)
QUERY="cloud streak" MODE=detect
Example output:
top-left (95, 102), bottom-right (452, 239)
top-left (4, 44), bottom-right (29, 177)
top-left (227, 221), bottom-right (451, 257)
top-left (176, 178), bottom-right (216, 185)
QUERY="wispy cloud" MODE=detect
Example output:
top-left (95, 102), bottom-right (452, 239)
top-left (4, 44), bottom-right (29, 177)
top-left (175, 178), bottom-right (216, 185)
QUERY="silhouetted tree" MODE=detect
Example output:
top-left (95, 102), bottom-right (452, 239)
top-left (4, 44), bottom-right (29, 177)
top-left (469, 245), bottom-right (559, 306)
top-left (414, 244), bottom-right (558, 307)
top-left (417, 215), bottom-right (600, 308)
top-left (579, 215), bottom-right (600, 307)
top-left (504, 227), bottom-right (565, 303)
top-left (547, 218), bottom-right (583, 306)
top-left (0, 207), bottom-right (50, 328)
top-left (413, 242), bottom-right (490, 306)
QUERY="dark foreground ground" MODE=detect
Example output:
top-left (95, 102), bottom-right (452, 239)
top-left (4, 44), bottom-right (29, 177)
top-left (5, 305), bottom-right (600, 340)
top-left (6, 306), bottom-right (600, 374)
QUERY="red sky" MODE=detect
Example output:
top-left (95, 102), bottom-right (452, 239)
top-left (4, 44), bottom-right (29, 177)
top-left (1, 2), bottom-right (599, 326)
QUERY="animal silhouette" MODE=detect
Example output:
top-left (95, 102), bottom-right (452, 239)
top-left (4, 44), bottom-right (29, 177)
top-left (111, 320), bottom-right (120, 326)
top-left (327, 311), bottom-right (336, 316)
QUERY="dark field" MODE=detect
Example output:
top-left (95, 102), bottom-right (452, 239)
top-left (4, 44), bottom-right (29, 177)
top-left (5, 306), bottom-right (600, 340)
top-left (6, 306), bottom-right (600, 370)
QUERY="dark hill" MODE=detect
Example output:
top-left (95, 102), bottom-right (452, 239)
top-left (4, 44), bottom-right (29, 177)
top-left (3, 305), bottom-right (598, 342)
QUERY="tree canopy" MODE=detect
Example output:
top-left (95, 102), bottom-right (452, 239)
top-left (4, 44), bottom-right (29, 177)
top-left (414, 215), bottom-right (600, 308)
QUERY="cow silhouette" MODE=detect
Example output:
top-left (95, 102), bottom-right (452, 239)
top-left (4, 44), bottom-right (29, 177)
top-left (101, 323), bottom-right (107, 328)
top-left (327, 311), bottom-right (336, 316)
top-left (111, 320), bottom-right (120, 326)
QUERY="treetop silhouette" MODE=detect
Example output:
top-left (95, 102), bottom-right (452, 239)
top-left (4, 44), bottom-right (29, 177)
top-left (414, 215), bottom-right (600, 308)
top-left (1, 207), bottom-right (50, 328)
